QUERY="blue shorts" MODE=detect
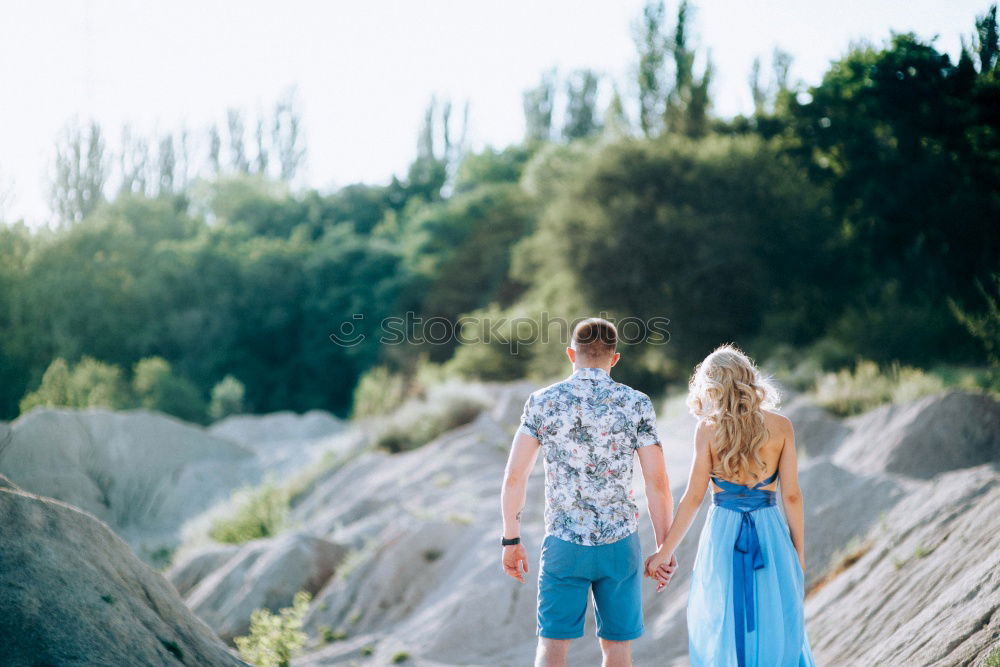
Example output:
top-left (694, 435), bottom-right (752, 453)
top-left (536, 531), bottom-right (644, 641)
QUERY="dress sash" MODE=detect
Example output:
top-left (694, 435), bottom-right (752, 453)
top-left (711, 470), bottom-right (779, 667)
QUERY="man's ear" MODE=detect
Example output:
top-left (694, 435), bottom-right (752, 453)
top-left (609, 352), bottom-right (621, 367)
top-left (566, 347), bottom-right (576, 364)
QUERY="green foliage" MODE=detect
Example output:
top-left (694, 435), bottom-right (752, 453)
top-left (985, 645), bottom-right (1000, 667)
top-left (950, 274), bottom-right (1000, 367)
top-left (523, 69), bottom-right (556, 143)
top-left (453, 145), bottom-right (534, 193)
top-left (442, 305), bottom-right (538, 382)
top-left (787, 32), bottom-right (999, 363)
top-left (812, 360), bottom-right (946, 416)
top-left (209, 477), bottom-right (290, 544)
top-left (563, 69), bottom-right (602, 140)
top-left (209, 375), bottom-right (246, 421)
top-left (234, 590), bottom-right (311, 667)
top-left (391, 651), bottom-right (411, 664)
top-left (132, 357), bottom-right (206, 423)
top-left (517, 134), bottom-right (836, 370)
top-left (20, 356), bottom-right (131, 414)
top-left (351, 366), bottom-right (408, 418)
top-left (1, 5), bottom-right (996, 423)
top-left (360, 645), bottom-right (375, 657)
top-left (396, 183), bottom-right (535, 361)
top-left (373, 383), bottom-right (488, 454)
top-left (317, 625), bottom-right (347, 643)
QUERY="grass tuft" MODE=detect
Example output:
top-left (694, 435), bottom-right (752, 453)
top-left (209, 476), bottom-right (290, 545)
top-left (813, 360), bottom-right (945, 416)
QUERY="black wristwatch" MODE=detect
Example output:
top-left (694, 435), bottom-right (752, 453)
top-left (501, 536), bottom-right (521, 546)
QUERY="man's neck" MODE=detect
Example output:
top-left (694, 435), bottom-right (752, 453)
top-left (573, 363), bottom-right (612, 374)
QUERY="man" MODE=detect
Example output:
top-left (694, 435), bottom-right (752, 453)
top-left (500, 317), bottom-right (676, 667)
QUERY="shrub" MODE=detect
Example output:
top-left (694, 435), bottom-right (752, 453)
top-left (391, 651), bottom-right (411, 664)
top-left (373, 383), bottom-right (488, 453)
top-left (317, 625), bottom-right (347, 643)
top-left (209, 374), bottom-right (246, 420)
top-left (132, 357), bottom-right (207, 423)
top-left (234, 590), bottom-right (310, 667)
top-left (351, 365), bottom-right (408, 418)
top-left (209, 477), bottom-right (290, 544)
top-left (813, 360), bottom-right (945, 416)
top-left (19, 356), bottom-right (131, 414)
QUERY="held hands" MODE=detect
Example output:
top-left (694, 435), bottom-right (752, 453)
top-left (644, 550), bottom-right (678, 593)
top-left (502, 544), bottom-right (530, 583)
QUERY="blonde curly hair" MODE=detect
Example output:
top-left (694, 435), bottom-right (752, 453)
top-left (687, 343), bottom-right (780, 483)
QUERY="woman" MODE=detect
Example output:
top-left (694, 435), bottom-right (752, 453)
top-left (645, 344), bottom-right (816, 666)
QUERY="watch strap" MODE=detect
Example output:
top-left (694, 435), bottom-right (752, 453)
top-left (501, 536), bottom-right (521, 546)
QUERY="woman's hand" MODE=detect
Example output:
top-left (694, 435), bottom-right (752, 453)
top-left (644, 551), bottom-right (678, 592)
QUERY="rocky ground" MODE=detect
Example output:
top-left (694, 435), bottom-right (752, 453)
top-left (1, 386), bottom-right (997, 666)
top-left (0, 474), bottom-right (247, 666)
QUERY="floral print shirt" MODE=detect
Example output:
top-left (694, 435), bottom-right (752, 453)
top-left (518, 366), bottom-right (662, 546)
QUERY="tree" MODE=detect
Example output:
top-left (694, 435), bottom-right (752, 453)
top-left (603, 84), bottom-right (631, 136)
top-left (749, 57), bottom-right (766, 116)
top-left (972, 4), bottom-right (999, 74)
top-left (133, 356), bottom-right (207, 423)
top-left (272, 87), bottom-right (306, 181)
top-left (227, 109), bottom-right (250, 173)
top-left (519, 135), bottom-right (837, 367)
top-left (209, 374), bottom-right (245, 420)
top-left (49, 120), bottom-right (109, 224)
top-left (208, 123), bottom-right (222, 175)
top-left (663, 0), bottom-right (712, 137)
top-left (523, 69), bottom-right (556, 143)
top-left (404, 96), bottom-right (467, 202)
top-left (788, 32), bottom-right (999, 362)
top-left (632, 0), bottom-right (712, 138)
top-left (633, 0), bottom-right (668, 136)
top-left (157, 134), bottom-right (176, 194)
top-left (563, 69), bottom-right (602, 140)
top-left (20, 356), bottom-right (132, 413)
top-left (254, 117), bottom-right (269, 175)
top-left (119, 125), bottom-right (150, 196)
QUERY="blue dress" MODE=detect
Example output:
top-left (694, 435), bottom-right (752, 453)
top-left (687, 470), bottom-right (816, 666)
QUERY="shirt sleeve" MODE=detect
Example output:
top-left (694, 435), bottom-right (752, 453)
top-left (517, 392), bottom-right (542, 440)
top-left (636, 395), bottom-right (662, 449)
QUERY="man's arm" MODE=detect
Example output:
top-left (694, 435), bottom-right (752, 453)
top-left (500, 430), bottom-right (540, 583)
top-left (637, 443), bottom-right (673, 548)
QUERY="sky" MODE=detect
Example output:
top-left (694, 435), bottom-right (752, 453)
top-left (0, 0), bottom-right (989, 227)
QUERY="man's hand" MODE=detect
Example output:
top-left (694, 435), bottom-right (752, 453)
top-left (502, 544), bottom-right (530, 583)
top-left (644, 551), bottom-right (678, 592)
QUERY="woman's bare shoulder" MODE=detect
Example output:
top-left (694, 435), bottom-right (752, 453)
top-left (762, 409), bottom-right (792, 431)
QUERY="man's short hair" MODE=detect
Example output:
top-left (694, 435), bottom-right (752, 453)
top-left (572, 318), bottom-right (618, 360)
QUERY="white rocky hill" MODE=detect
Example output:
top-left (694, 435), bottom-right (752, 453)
top-left (0, 474), bottom-right (247, 666)
top-left (2, 387), bottom-right (997, 666)
top-left (0, 407), bottom-right (350, 564)
top-left (169, 387), bottom-right (998, 666)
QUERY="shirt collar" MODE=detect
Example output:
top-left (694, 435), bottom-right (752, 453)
top-left (570, 366), bottom-right (613, 383)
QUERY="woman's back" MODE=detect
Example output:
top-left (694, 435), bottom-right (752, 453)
top-left (707, 410), bottom-right (790, 493)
